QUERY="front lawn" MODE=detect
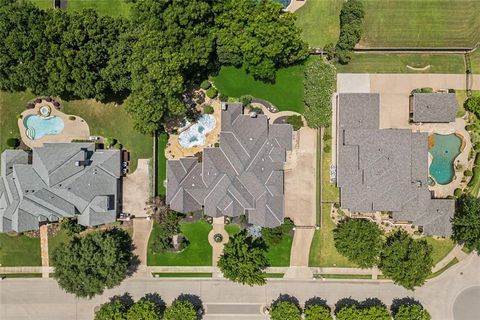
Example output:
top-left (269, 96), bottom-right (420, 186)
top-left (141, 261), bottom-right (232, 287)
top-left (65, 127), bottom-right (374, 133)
top-left (157, 133), bottom-right (168, 196)
top-left (48, 229), bottom-right (72, 262)
top-left (0, 233), bottom-right (41, 267)
top-left (322, 127), bottom-right (339, 203)
top-left (212, 61), bottom-right (307, 113)
top-left (62, 99), bottom-right (152, 172)
top-left (424, 236), bottom-right (456, 266)
top-left (225, 223), bottom-right (241, 237)
top-left (309, 203), bottom-right (358, 267)
top-left (29, 0), bottom-right (132, 17)
top-left (336, 53), bottom-right (466, 74)
top-left (266, 232), bottom-right (293, 267)
top-left (147, 220), bottom-right (213, 266)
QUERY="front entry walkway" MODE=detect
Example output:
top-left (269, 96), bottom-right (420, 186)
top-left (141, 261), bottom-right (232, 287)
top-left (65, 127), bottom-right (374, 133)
top-left (39, 224), bottom-right (49, 278)
top-left (208, 217), bottom-right (229, 278)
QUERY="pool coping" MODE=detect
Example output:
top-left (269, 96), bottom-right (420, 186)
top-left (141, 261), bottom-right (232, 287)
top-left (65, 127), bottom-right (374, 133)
top-left (18, 100), bottom-right (90, 149)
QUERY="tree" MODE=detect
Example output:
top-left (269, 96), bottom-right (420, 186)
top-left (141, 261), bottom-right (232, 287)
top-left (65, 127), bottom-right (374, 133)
top-left (150, 212), bottom-right (183, 252)
top-left (452, 194), bottom-right (480, 252)
top-left (51, 228), bottom-right (133, 298)
top-left (95, 299), bottom-right (128, 320)
top-left (6, 138), bottom-right (20, 148)
top-left (218, 230), bottom-right (269, 286)
top-left (466, 95), bottom-right (480, 117)
top-left (333, 219), bottom-right (383, 268)
top-left (379, 230), bottom-right (433, 289)
top-left (270, 301), bottom-right (301, 320)
top-left (164, 300), bottom-right (197, 320)
top-left (286, 115), bottom-right (303, 131)
top-left (303, 58), bottom-right (336, 128)
top-left (59, 218), bottom-right (85, 236)
top-left (262, 218), bottom-right (294, 246)
top-left (203, 105), bottom-right (214, 114)
top-left (126, 299), bottom-right (160, 320)
top-left (336, 305), bottom-right (390, 320)
top-left (304, 304), bottom-right (332, 320)
top-left (393, 304), bottom-right (431, 320)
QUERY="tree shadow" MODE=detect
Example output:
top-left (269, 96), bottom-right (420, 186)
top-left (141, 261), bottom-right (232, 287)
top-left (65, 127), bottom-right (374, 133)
top-left (305, 296), bottom-right (329, 310)
top-left (391, 297), bottom-right (422, 314)
top-left (176, 294), bottom-right (205, 320)
top-left (360, 297), bottom-right (386, 308)
top-left (143, 293), bottom-right (166, 317)
top-left (109, 292), bottom-right (134, 308)
top-left (271, 294), bottom-right (301, 309)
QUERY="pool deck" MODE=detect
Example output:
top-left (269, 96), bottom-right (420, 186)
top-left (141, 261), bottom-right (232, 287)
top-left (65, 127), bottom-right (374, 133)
top-left (166, 99), bottom-right (221, 160)
top-left (18, 101), bottom-right (90, 149)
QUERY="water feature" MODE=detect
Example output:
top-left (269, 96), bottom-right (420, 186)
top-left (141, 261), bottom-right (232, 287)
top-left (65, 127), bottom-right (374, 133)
top-left (24, 115), bottom-right (64, 140)
top-left (178, 114), bottom-right (216, 148)
top-left (429, 133), bottom-right (462, 185)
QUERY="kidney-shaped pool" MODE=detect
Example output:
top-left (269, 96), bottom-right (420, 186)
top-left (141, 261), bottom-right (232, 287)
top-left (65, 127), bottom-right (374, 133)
top-left (429, 133), bottom-right (462, 185)
top-left (24, 115), bottom-right (65, 140)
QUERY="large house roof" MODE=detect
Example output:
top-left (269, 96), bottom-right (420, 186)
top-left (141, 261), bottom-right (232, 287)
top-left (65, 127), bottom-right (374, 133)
top-left (337, 93), bottom-right (454, 236)
top-left (0, 143), bottom-right (121, 232)
top-left (412, 93), bottom-right (458, 123)
top-left (166, 103), bottom-right (292, 227)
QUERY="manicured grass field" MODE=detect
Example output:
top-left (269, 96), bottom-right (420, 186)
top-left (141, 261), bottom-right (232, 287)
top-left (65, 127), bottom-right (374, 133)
top-left (427, 258), bottom-right (459, 279)
top-left (152, 273), bottom-right (212, 278)
top-left (295, 0), bottom-right (342, 48)
top-left (62, 100), bottom-right (152, 172)
top-left (266, 232), bottom-right (293, 267)
top-left (225, 224), bottom-right (241, 237)
top-left (264, 273), bottom-right (284, 278)
top-left (316, 274), bottom-right (372, 280)
top-left (309, 203), bottom-right (358, 267)
top-left (0, 233), bottom-right (41, 267)
top-left (2, 273), bottom-right (43, 278)
top-left (157, 133), bottom-right (168, 196)
top-left (29, 0), bottom-right (131, 17)
top-left (360, 0), bottom-right (480, 48)
top-left (471, 49), bottom-right (480, 74)
top-left (48, 229), bottom-right (72, 262)
top-left (0, 91), bottom-right (36, 153)
top-left (147, 220), bottom-right (212, 266)
top-left (322, 127), bottom-right (339, 203)
top-left (336, 53), bottom-right (466, 74)
top-left (212, 62), bottom-right (307, 113)
top-left (424, 236), bottom-right (456, 266)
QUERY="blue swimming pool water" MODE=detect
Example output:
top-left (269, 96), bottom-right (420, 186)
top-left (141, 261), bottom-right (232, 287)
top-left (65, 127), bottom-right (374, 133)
top-left (24, 115), bottom-right (64, 140)
top-left (429, 133), bottom-right (461, 185)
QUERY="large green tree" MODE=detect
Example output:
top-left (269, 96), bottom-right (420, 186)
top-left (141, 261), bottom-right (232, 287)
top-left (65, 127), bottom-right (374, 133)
top-left (218, 230), bottom-right (269, 286)
top-left (270, 301), bottom-right (302, 320)
top-left (51, 228), bottom-right (133, 298)
top-left (333, 219), bottom-right (383, 268)
top-left (304, 304), bottom-right (332, 320)
top-left (126, 299), bottom-right (160, 320)
top-left (379, 231), bottom-right (433, 289)
top-left (336, 305), bottom-right (390, 320)
top-left (452, 194), bottom-right (480, 252)
top-left (95, 299), bottom-right (128, 320)
top-left (163, 300), bottom-right (197, 320)
top-left (393, 304), bottom-right (431, 320)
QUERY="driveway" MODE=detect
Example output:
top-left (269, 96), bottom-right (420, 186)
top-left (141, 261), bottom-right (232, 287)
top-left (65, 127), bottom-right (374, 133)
top-left (2, 254), bottom-right (480, 320)
top-left (122, 159), bottom-right (150, 218)
top-left (284, 127), bottom-right (317, 267)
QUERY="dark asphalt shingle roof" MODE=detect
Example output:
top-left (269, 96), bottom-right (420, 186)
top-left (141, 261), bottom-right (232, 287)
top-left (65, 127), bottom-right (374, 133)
top-left (412, 93), bottom-right (458, 123)
top-left (337, 93), bottom-right (454, 236)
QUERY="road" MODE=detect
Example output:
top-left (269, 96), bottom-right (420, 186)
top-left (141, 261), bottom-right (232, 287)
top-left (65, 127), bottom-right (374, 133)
top-left (1, 254), bottom-right (479, 320)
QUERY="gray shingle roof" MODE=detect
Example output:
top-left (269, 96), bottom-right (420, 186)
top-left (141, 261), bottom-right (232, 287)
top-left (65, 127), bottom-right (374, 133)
top-left (412, 93), bottom-right (458, 123)
top-left (167, 102), bottom-right (293, 227)
top-left (0, 143), bottom-right (121, 232)
top-left (337, 93), bottom-right (454, 237)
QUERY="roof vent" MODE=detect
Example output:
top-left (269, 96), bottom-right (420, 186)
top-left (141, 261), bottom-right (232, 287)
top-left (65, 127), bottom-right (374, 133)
top-left (221, 103), bottom-right (228, 110)
top-left (249, 112), bottom-right (257, 118)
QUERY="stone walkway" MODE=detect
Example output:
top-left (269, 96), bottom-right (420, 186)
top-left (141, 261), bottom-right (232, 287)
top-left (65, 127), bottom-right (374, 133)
top-left (208, 217), bottom-right (229, 278)
top-left (39, 224), bottom-right (49, 278)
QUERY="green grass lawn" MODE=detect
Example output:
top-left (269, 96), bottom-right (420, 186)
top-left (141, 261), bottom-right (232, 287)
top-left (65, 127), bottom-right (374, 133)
top-left (147, 220), bottom-right (212, 266)
top-left (62, 99), bottom-right (152, 172)
top-left (360, 0), bottom-right (480, 48)
top-left (424, 236), bottom-right (456, 266)
top-left (157, 133), bottom-right (168, 196)
top-left (295, 0), bottom-right (342, 48)
top-left (266, 233), bottom-right (293, 267)
top-left (212, 62), bottom-right (307, 113)
top-left (427, 258), bottom-right (459, 279)
top-left (0, 91), bottom-right (37, 153)
top-left (48, 229), bottom-right (72, 262)
top-left (0, 233), bottom-right (41, 267)
top-left (225, 224), bottom-right (241, 237)
top-left (152, 272), bottom-right (212, 278)
top-left (336, 53), bottom-right (466, 74)
top-left (322, 127), bottom-right (339, 203)
top-left (309, 203), bottom-right (357, 267)
top-left (316, 274), bottom-right (372, 279)
top-left (29, 0), bottom-right (131, 17)
top-left (471, 49), bottom-right (480, 74)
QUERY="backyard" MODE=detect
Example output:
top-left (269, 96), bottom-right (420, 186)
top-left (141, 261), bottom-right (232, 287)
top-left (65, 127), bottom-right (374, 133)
top-left (29, 0), bottom-right (131, 17)
top-left (212, 62), bottom-right (307, 113)
top-left (0, 233), bottom-right (41, 267)
top-left (147, 220), bottom-right (212, 266)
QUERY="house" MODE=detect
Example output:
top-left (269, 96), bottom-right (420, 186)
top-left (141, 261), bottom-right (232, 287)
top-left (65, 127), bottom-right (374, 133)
top-left (166, 102), bottom-right (293, 227)
top-left (0, 143), bottom-right (122, 232)
top-left (411, 93), bottom-right (458, 123)
top-left (336, 93), bottom-right (454, 236)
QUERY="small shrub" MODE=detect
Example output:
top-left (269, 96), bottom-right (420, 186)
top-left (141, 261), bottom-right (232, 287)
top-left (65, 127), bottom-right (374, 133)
top-left (219, 93), bottom-right (228, 101)
top-left (206, 87), bottom-right (218, 99)
top-left (115, 143), bottom-right (123, 150)
top-left (448, 88), bottom-right (456, 93)
top-left (240, 95), bottom-right (253, 106)
top-left (287, 115), bottom-right (303, 131)
top-left (454, 188), bottom-right (463, 197)
top-left (68, 116), bottom-right (76, 121)
top-left (17, 114), bottom-right (23, 119)
top-left (203, 105), bottom-right (214, 114)
top-left (104, 137), bottom-right (117, 147)
top-left (249, 106), bottom-right (263, 114)
top-left (59, 218), bottom-right (86, 236)
top-left (6, 138), bottom-right (20, 148)
top-left (466, 124), bottom-right (475, 131)
top-left (323, 145), bottom-right (331, 153)
top-left (200, 80), bottom-right (211, 90)
top-left (464, 170), bottom-right (473, 177)
top-left (323, 132), bottom-right (331, 141)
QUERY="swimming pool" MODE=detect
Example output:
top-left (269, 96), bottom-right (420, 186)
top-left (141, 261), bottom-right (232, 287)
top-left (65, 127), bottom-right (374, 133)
top-left (429, 133), bottom-right (461, 185)
top-left (24, 115), bottom-right (64, 140)
top-left (178, 114), bottom-right (216, 148)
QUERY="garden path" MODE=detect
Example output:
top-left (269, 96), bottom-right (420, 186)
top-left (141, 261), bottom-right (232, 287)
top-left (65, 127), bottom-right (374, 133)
top-left (208, 217), bottom-right (229, 278)
top-left (39, 224), bottom-right (49, 278)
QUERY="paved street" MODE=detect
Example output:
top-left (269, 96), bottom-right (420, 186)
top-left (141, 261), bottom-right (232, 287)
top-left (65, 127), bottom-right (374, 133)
top-left (1, 254), bottom-right (479, 320)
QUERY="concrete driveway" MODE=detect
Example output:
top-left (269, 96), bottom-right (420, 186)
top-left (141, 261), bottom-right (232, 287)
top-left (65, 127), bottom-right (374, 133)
top-left (122, 159), bottom-right (150, 218)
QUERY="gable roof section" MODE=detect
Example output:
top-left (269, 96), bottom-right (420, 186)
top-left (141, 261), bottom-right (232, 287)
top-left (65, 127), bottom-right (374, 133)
top-left (412, 93), bottom-right (457, 123)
